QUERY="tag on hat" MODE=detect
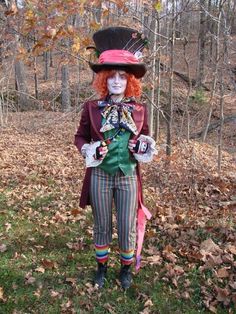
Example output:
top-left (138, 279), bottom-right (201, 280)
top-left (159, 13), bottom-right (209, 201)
top-left (134, 51), bottom-right (143, 60)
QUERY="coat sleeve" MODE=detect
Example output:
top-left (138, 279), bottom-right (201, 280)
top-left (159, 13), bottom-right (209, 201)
top-left (140, 105), bottom-right (149, 136)
top-left (74, 102), bottom-right (91, 153)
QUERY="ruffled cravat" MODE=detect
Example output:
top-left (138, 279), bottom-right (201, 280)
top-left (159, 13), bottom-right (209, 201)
top-left (98, 97), bottom-right (138, 135)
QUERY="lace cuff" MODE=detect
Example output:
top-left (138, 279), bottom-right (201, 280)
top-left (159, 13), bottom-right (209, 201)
top-left (133, 135), bottom-right (157, 163)
top-left (81, 142), bottom-right (103, 168)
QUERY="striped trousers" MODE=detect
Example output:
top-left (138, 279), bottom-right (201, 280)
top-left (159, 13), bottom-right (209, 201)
top-left (90, 167), bottom-right (138, 251)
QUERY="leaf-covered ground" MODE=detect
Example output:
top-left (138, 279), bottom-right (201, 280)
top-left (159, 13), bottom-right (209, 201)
top-left (0, 112), bottom-right (235, 314)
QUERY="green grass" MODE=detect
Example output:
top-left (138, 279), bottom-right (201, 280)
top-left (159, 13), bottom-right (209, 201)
top-left (191, 88), bottom-right (206, 105)
top-left (0, 190), bottom-right (235, 314)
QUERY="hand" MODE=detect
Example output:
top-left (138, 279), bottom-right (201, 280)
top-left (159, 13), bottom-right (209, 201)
top-left (94, 144), bottom-right (108, 160)
top-left (128, 139), bottom-right (137, 153)
top-left (129, 139), bottom-right (149, 154)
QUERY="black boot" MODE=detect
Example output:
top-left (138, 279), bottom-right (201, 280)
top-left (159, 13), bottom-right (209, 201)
top-left (94, 262), bottom-right (107, 288)
top-left (119, 265), bottom-right (132, 289)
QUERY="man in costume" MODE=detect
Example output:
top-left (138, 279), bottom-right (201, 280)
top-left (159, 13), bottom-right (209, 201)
top-left (74, 27), bottom-right (155, 289)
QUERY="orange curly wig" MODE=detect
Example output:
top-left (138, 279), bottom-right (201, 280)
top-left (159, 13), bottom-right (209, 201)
top-left (92, 70), bottom-right (142, 98)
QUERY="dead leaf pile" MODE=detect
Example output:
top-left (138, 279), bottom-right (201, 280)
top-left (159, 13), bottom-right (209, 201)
top-left (142, 142), bottom-right (236, 311)
top-left (0, 112), bottom-right (235, 312)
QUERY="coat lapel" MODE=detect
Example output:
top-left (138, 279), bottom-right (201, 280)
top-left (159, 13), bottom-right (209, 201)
top-left (89, 102), bottom-right (104, 140)
top-left (132, 104), bottom-right (145, 138)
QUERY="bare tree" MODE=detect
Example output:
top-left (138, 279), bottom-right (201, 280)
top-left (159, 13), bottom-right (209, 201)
top-left (154, 12), bottom-right (161, 142)
top-left (218, 9), bottom-right (229, 174)
top-left (149, 13), bottom-right (158, 136)
top-left (202, 0), bottom-right (224, 142)
top-left (180, 37), bottom-right (191, 142)
top-left (61, 64), bottom-right (71, 112)
top-left (165, 0), bottom-right (176, 156)
top-left (14, 34), bottom-right (29, 110)
top-left (196, 0), bottom-right (207, 87)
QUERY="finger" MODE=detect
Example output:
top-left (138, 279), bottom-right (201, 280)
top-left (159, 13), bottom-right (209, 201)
top-left (128, 143), bottom-right (135, 149)
top-left (101, 147), bottom-right (108, 154)
top-left (100, 148), bottom-right (108, 157)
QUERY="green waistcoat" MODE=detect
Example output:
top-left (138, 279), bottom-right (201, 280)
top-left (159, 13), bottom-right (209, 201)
top-left (98, 128), bottom-right (137, 176)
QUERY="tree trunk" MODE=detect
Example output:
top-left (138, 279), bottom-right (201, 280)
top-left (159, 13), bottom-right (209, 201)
top-left (61, 64), bottom-right (71, 112)
top-left (217, 69), bottom-right (224, 174)
top-left (75, 60), bottom-right (81, 111)
top-left (149, 14), bottom-right (158, 137)
top-left (15, 59), bottom-right (29, 110)
top-left (44, 51), bottom-right (50, 81)
top-left (34, 57), bottom-right (38, 99)
top-left (196, 0), bottom-right (207, 87)
top-left (0, 40), bottom-right (3, 64)
top-left (229, 1), bottom-right (236, 33)
top-left (154, 13), bottom-right (161, 142)
top-left (202, 4), bottom-right (222, 142)
top-left (94, 2), bottom-right (101, 23)
top-left (0, 93), bottom-right (8, 127)
top-left (180, 37), bottom-right (191, 142)
top-left (218, 9), bottom-right (228, 174)
top-left (166, 0), bottom-right (175, 156)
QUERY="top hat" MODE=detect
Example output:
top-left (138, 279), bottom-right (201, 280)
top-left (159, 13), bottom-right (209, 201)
top-left (89, 27), bottom-right (148, 78)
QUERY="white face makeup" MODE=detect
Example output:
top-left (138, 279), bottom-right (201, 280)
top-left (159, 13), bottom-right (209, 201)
top-left (107, 71), bottom-right (127, 99)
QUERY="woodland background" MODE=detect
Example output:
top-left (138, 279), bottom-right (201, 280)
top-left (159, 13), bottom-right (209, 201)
top-left (0, 0), bottom-right (235, 313)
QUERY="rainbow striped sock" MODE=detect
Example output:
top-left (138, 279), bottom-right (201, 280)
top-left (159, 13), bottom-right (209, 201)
top-left (95, 244), bottom-right (109, 264)
top-left (120, 249), bottom-right (134, 265)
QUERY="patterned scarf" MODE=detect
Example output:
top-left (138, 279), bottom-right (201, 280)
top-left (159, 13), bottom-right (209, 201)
top-left (98, 96), bottom-right (138, 135)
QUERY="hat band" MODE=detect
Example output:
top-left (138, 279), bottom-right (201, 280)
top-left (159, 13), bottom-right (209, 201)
top-left (98, 50), bottom-right (139, 65)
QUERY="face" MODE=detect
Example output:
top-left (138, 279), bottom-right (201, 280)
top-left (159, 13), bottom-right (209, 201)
top-left (107, 71), bottom-right (128, 96)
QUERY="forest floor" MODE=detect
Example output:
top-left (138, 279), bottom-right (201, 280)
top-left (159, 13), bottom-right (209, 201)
top-left (0, 111), bottom-right (235, 313)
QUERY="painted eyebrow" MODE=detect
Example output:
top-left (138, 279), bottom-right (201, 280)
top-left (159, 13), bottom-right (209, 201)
top-left (118, 72), bottom-right (127, 78)
top-left (108, 73), bottom-right (127, 79)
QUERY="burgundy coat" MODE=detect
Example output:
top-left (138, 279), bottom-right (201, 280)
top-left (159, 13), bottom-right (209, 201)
top-left (74, 99), bottom-right (149, 208)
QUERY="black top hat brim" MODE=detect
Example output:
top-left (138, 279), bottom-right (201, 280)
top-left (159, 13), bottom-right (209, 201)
top-left (89, 62), bottom-right (146, 79)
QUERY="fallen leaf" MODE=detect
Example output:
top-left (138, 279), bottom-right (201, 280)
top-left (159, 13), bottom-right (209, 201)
top-left (227, 244), bottom-right (236, 255)
top-left (232, 293), bottom-right (236, 305)
top-left (5, 3), bottom-right (18, 16)
top-left (0, 287), bottom-right (5, 301)
top-left (163, 251), bottom-right (178, 263)
top-left (215, 286), bottom-right (230, 305)
top-left (25, 276), bottom-right (36, 285)
top-left (85, 282), bottom-right (98, 294)
top-left (144, 299), bottom-right (153, 307)
top-left (144, 246), bottom-right (160, 255)
top-left (41, 259), bottom-right (57, 269)
top-left (229, 281), bottom-right (236, 289)
top-left (181, 291), bottom-right (190, 299)
top-left (50, 290), bottom-right (60, 298)
top-left (53, 211), bottom-right (67, 222)
top-left (104, 303), bottom-right (116, 314)
top-left (139, 309), bottom-right (151, 314)
top-left (208, 304), bottom-right (217, 313)
top-left (71, 208), bottom-right (81, 216)
top-left (0, 244), bottom-right (7, 253)
top-left (35, 266), bottom-right (45, 273)
top-left (216, 267), bottom-right (229, 278)
top-left (173, 265), bottom-right (185, 275)
top-left (5, 223), bottom-right (11, 232)
top-left (65, 278), bottom-right (77, 284)
top-left (146, 255), bottom-right (162, 265)
top-left (60, 299), bottom-right (72, 309)
top-left (163, 244), bottom-right (174, 253)
top-left (221, 253), bottom-right (234, 264)
top-left (205, 254), bottom-right (223, 267)
top-left (172, 278), bottom-right (178, 287)
top-left (33, 288), bottom-right (41, 298)
top-left (200, 238), bottom-right (222, 254)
